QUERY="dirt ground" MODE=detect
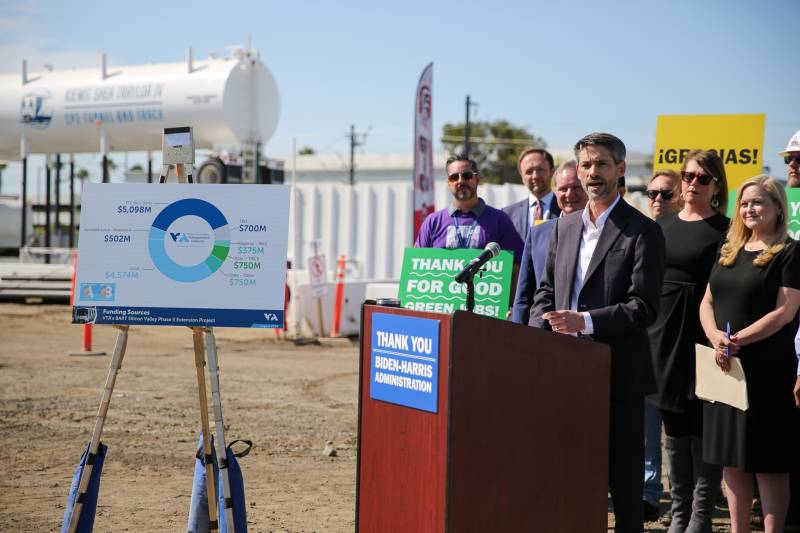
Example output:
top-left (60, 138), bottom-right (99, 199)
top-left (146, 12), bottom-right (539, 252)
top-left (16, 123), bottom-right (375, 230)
top-left (0, 303), bottom-right (741, 532)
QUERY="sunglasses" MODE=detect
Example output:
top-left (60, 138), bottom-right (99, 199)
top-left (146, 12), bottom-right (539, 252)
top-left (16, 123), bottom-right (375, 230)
top-left (784, 155), bottom-right (800, 165)
top-left (448, 171), bottom-right (476, 182)
top-left (680, 171), bottom-right (718, 186)
top-left (646, 189), bottom-right (674, 200)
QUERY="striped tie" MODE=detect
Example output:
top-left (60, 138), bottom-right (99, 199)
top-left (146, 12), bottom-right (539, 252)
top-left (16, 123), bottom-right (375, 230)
top-left (532, 200), bottom-right (543, 224)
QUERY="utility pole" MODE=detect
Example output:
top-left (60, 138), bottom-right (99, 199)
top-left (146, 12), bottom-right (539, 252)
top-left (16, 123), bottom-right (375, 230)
top-left (347, 124), bottom-right (368, 186)
top-left (463, 95), bottom-right (478, 158)
top-left (464, 95), bottom-right (471, 158)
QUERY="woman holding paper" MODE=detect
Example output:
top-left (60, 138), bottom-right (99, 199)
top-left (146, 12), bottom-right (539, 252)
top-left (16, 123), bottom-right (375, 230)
top-left (700, 175), bottom-right (800, 532)
top-left (648, 151), bottom-right (729, 532)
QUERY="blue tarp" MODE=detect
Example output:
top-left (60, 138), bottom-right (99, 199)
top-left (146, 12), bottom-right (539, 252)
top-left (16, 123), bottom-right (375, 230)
top-left (61, 442), bottom-right (108, 533)
top-left (188, 433), bottom-right (248, 533)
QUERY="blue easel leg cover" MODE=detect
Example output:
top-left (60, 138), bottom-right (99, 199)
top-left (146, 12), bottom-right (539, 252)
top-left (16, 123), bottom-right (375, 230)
top-left (61, 442), bottom-right (108, 533)
top-left (187, 433), bottom-right (218, 533)
top-left (217, 445), bottom-right (248, 533)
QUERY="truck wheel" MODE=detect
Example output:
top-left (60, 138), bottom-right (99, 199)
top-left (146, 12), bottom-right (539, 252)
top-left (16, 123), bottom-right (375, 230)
top-left (197, 158), bottom-right (226, 184)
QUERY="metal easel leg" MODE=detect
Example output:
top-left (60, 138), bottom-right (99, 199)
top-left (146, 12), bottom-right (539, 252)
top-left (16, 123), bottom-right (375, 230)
top-left (67, 325), bottom-right (129, 533)
top-left (158, 164), bottom-right (170, 184)
top-left (205, 328), bottom-right (235, 529)
top-left (192, 327), bottom-right (219, 532)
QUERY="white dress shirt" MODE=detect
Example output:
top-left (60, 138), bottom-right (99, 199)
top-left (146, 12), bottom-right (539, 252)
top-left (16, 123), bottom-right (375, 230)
top-left (528, 191), bottom-right (555, 224)
top-left (570, 193), bottom-right (622, 335)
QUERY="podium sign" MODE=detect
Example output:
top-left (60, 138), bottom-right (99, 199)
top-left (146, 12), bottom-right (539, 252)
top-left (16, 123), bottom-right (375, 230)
top-left (398, 247), bottom-right (513, 319)
top-left (369, 312), bottom-right (440, 413)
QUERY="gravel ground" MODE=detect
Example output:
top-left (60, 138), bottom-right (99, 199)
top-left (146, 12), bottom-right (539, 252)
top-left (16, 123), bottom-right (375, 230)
top-left (0, 303), bottom-right (742, 532)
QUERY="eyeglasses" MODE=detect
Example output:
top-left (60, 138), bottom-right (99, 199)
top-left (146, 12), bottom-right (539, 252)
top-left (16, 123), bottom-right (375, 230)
top-left (448, 171), bottom-right (476, 182)
top-left (784, 155), bottom-right (800, 165)
top-left (680, 171), bottom-right (718, 186)
top-left (646, 189), bottom-right (674, 200)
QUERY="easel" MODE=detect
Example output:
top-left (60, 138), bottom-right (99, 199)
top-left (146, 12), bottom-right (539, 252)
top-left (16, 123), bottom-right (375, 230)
top-left (67, 160), bottom-right (235, 532)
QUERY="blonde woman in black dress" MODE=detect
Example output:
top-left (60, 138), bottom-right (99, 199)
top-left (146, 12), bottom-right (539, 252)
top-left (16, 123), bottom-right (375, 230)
top-left (700, 175), bottom-right (800, 533)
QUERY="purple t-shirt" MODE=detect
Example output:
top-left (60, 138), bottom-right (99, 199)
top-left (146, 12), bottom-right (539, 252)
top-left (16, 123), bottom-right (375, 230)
top-left (415, 199), bottom-right (524, 262)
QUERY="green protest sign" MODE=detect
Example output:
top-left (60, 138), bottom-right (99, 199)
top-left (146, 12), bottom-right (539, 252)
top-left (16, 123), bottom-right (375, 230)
top-left (787, 188), bottom-right (800, 240)
top-left (728, 187), bottom-right (800, 240)
top-left (398, 247), bottom-right (513, 319)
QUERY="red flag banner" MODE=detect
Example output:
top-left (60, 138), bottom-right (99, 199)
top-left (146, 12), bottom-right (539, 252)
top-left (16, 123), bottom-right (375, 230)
top-left (413, 63), bottom-right (434, 241)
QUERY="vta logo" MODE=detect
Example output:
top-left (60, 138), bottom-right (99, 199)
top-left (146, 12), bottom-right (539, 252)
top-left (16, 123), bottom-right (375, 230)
top-left (263, 313), bottom-right (279, 321)
top-left (170, 232), bottom-right (190, 242)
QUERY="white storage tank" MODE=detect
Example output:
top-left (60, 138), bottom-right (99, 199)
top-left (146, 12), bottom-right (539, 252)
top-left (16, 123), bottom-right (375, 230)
top-left (0, 49), bottom-right (279, 159)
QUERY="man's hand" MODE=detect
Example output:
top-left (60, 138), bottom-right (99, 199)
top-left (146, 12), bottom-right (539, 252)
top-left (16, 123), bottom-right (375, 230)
top-left (542, 310), bottom-right (585, 335)
top-left (794, 375), bottom-right (800, 408)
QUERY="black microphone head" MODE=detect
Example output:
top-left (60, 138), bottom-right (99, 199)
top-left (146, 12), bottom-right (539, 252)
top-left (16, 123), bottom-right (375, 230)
top-left (485, 242), bottom-right (500, 257)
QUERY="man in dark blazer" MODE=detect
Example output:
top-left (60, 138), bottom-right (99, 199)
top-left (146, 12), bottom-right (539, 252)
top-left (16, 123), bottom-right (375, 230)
top-left (530, 133), bottom-right (666, 533)
top-left (502, 148), bottom-right (561, 241)
top-left (511, 160), bottom-right (586, 324)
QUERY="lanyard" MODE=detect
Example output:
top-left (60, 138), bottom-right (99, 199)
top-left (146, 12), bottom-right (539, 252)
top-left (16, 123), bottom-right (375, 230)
top-left (451, 214), bottom-right (478, 249)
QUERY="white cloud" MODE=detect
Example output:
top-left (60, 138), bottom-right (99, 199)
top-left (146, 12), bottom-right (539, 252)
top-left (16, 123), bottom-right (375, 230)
top-left (0, 0), bottom-right (100, 73)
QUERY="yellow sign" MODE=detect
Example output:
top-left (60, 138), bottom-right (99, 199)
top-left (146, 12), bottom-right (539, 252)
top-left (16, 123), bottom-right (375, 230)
top-left (653, 114), bottom-right (765, 190)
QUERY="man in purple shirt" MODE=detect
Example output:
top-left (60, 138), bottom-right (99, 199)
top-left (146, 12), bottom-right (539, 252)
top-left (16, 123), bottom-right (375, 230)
top-left (415, 154), bottom-right (524, 263)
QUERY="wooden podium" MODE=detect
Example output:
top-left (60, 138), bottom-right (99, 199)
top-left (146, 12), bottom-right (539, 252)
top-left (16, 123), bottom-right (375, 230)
top-left (356, 304), bottom-right (611, 532)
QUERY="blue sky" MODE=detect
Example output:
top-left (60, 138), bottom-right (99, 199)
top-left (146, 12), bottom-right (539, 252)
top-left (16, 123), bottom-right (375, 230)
top-left (1, 0), bottom-right (798, 192)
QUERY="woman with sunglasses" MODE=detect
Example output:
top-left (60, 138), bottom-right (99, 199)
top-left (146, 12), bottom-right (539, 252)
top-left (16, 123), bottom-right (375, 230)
top-left (648, 150), bottom-right (729, 532)
top-left (646, 170), bottom-right (681, 219)
top-left (700, 175), bottom-right (800, 533)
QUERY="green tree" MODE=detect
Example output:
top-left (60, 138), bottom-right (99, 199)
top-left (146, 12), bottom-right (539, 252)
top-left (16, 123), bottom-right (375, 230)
top-left (0, 162), bottom-right (6, 194)
top-left (130, 163), bottom-right (144, 172)
top-left (298, 146), bottom-right (315, 155)
top-left (441, 120), bottom-right (547, 184)
top-left (76, 168), bottom-right (90, 191)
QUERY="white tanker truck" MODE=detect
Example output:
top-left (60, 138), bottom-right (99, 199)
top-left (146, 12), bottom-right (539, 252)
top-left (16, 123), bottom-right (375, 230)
top-left (0, 46), bottom-right (283, 184)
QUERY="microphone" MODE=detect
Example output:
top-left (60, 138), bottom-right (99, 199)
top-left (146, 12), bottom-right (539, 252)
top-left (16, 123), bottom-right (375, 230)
top-left (454, 242), bottom-right (501, 283)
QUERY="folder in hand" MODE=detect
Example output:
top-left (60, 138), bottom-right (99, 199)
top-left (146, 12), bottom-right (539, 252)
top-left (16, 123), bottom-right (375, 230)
top-left (694, 343), bottom-right (748, 411)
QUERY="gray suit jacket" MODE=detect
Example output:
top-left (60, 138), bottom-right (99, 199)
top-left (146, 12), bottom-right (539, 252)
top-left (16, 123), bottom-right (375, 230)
top-left (530, 199), bottom-right (666, 398)
top-left (502, 197), bottom-right (561, 242)
top-left (511, 219), bottom-right (556, 324)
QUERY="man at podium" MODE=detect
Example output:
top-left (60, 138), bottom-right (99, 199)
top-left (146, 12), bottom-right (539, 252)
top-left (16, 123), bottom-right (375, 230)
top-left (530, 132), bottom-right (666, 533)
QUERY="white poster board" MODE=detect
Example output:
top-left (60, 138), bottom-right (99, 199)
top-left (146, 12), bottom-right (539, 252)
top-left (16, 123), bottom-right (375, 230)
top-left (307, 254), bottom-right (329, 298)
top-left (72, 183), bottom-right (290, 328)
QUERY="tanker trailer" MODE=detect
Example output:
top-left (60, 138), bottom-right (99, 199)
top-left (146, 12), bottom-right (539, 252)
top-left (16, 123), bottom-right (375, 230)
top-left (0, 47), bottom-right (281, 183)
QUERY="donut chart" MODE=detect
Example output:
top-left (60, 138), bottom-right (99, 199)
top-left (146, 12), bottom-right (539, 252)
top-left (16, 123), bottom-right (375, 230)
top-left (148, 198), bottom-right (230, 282)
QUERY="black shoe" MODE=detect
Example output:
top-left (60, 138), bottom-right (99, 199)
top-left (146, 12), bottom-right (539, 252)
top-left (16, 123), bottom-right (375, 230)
top-left (643, 501), bottom-right (660, 522)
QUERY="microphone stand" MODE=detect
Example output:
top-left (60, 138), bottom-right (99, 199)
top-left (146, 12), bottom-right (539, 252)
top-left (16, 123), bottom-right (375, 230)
top-left (463, 268), bottom-right (484, 313)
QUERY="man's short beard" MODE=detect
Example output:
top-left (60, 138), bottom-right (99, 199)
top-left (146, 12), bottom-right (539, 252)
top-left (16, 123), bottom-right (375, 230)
top-left (455, 188), bottom-right (474, 200)
top-left (585, 183), bottom-right (614, 201)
